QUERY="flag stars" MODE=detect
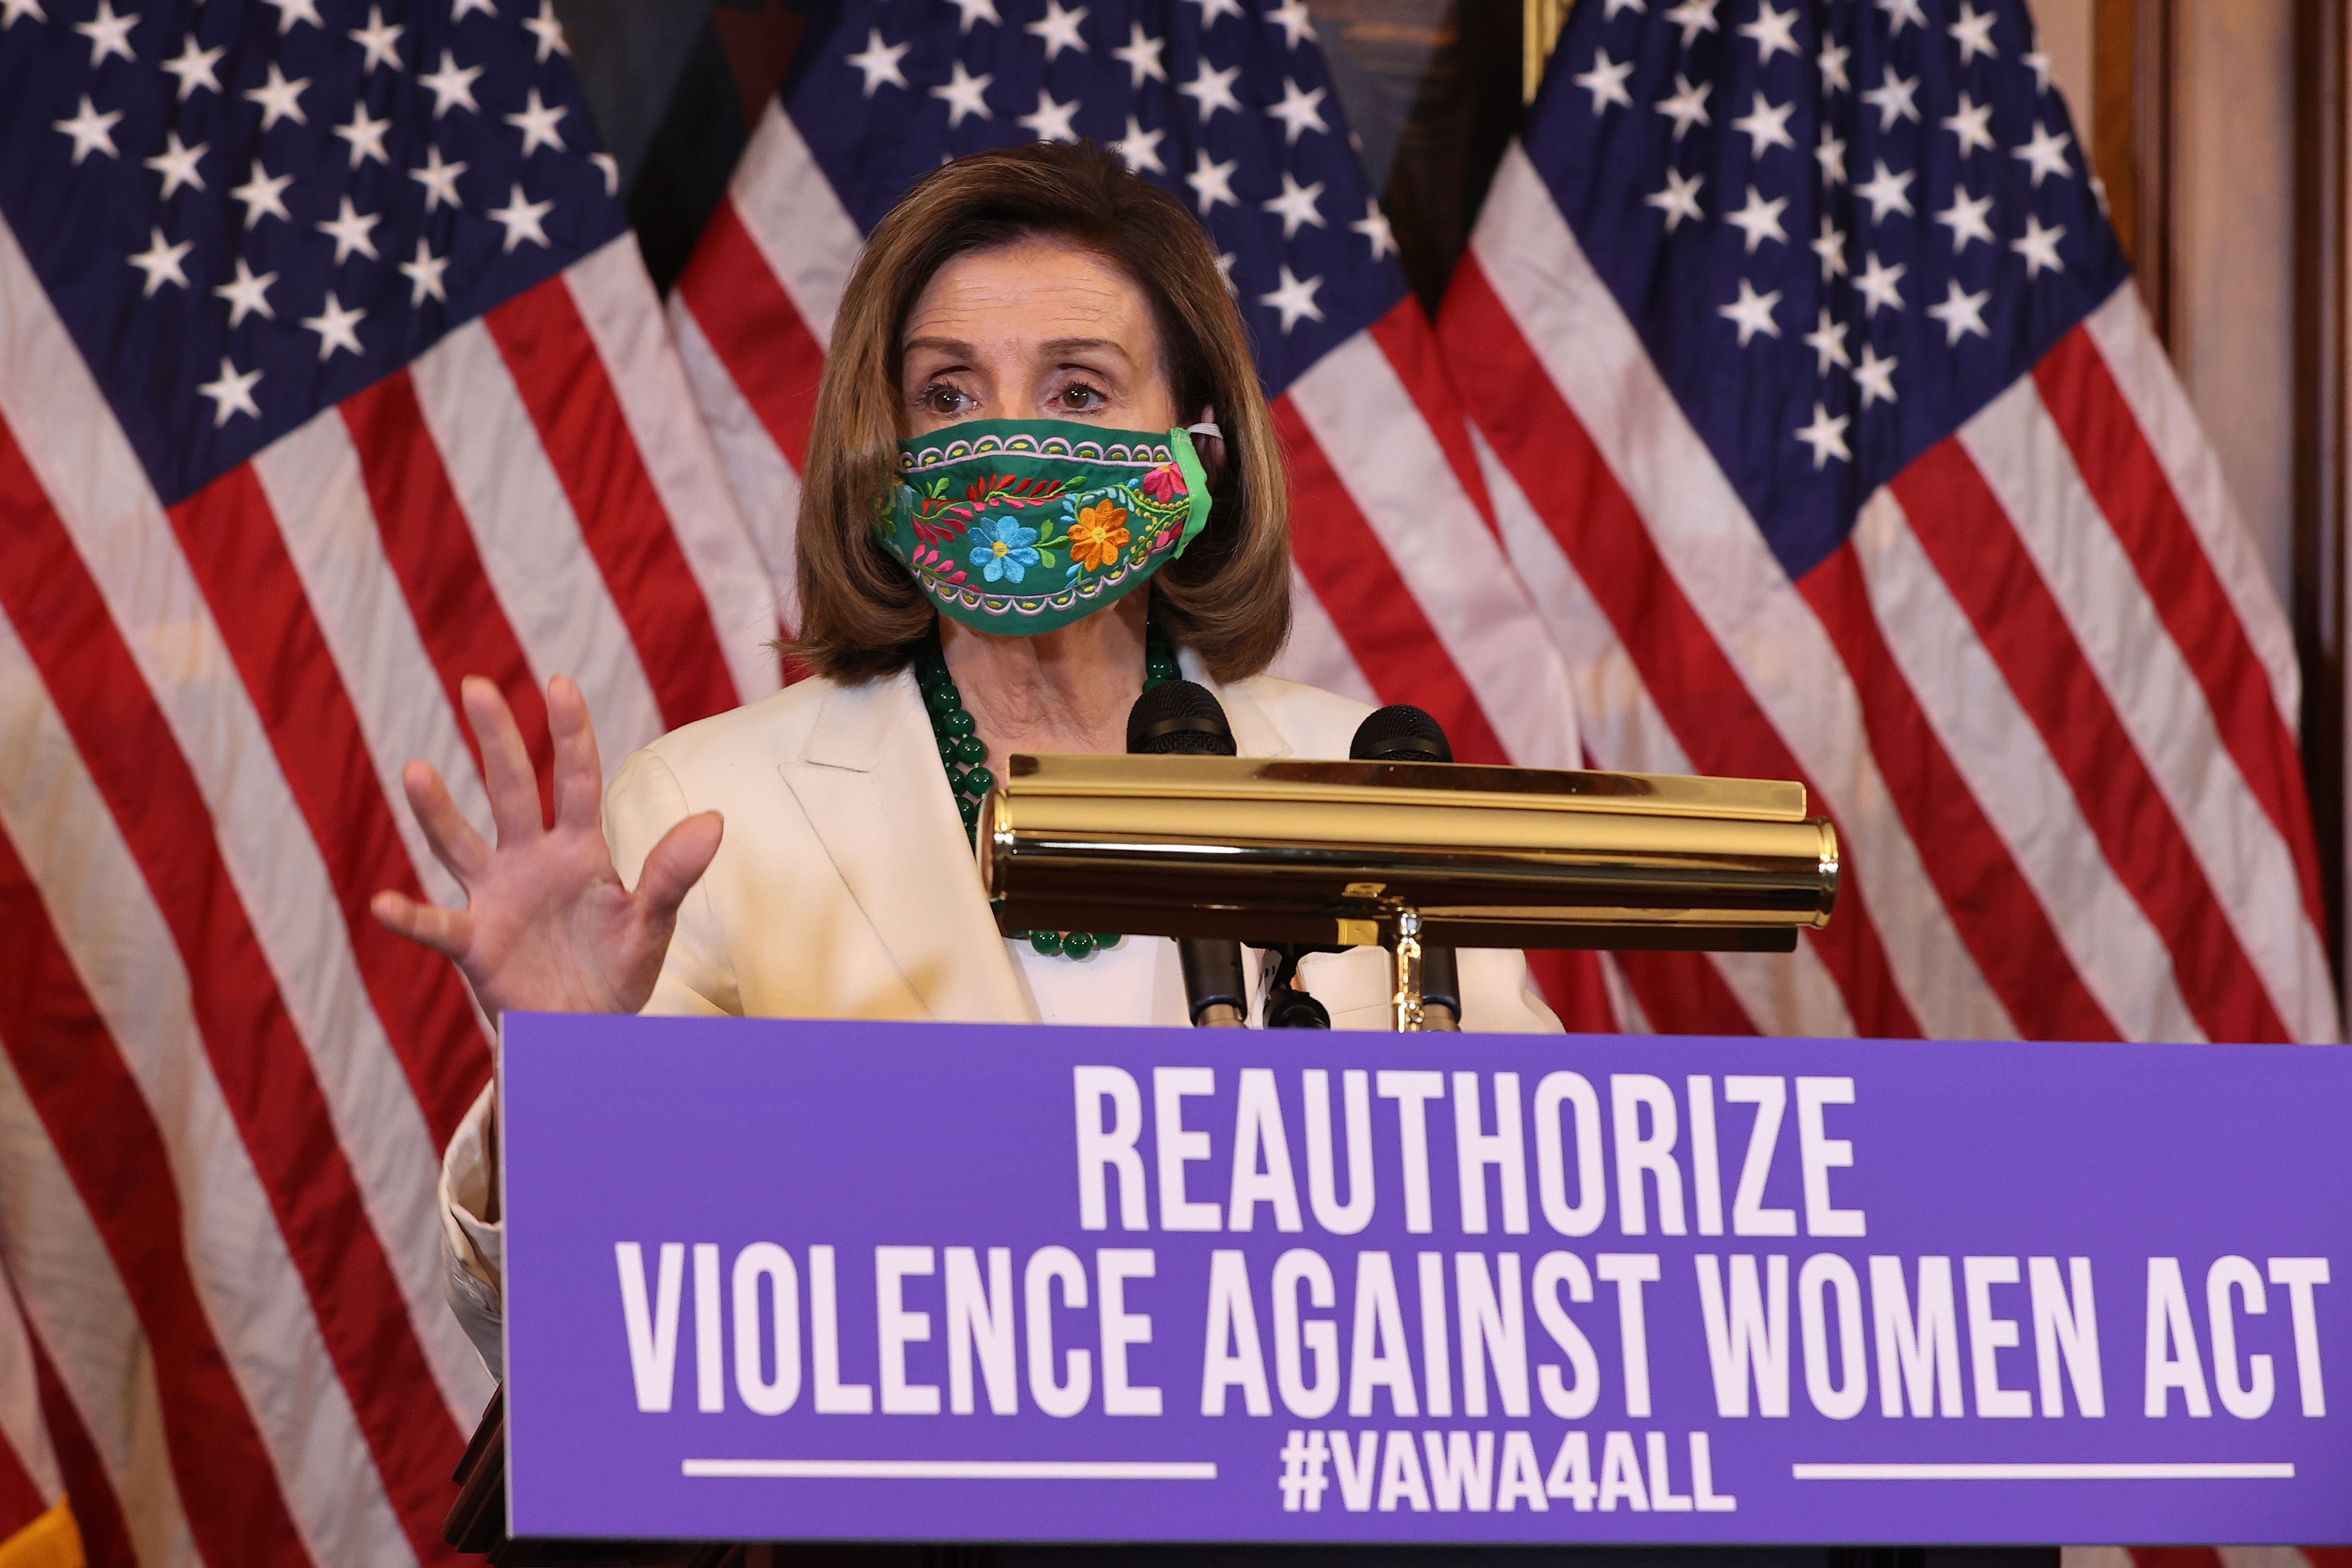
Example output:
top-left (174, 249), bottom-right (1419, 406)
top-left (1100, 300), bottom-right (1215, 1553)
top-left (1795, 402), bottom-right (1851, 468)
top-left (316, 195), bottom-right (381, 262)
top-left (452, 0), bottom-right (498, 19)
top-left (230, 163), bottom-right (292, 227)
top-left (1263, 171), bottom-right (1327, 238)
top-left (1110, 22), bottom-right (1165, 87)
top-left (1662, 0), bottom-right (1718, 48)
top-left (197, 357), bottom-right (262, 426)
top-left (1855, 159), bottom-right (1916, 223)
top-left (947, 0), bottom-right (999, 32)
top-left (1816, 126), bottom-right (1847, 186)
top-left (53, 97), bottom-right (123, 164)
top-left (488, 183), bottom-right (555, 251)
top-left (1016, 87), bottom-right (1081, 143)
top-left (260, 0), bottom-right (321, 33)
top-left (1257, 265), bottom-right (1324, 333)
top-left (400, 236), bottom-right (450, 302)
top-left (1024, 0), bottom-right (1088, 60)
top-left (0, 0), bottom-right (45, 29)
top-left (213, 257), bottom-right (277, 327)
top-left (349, 5), bottom-right (404, 71)
top-left (2023, 50), bottom-right (2053, 93)
top-left (1186, 147), bottom-right (1237, 214)
top-left (846, 28), bottom-right (909, 93)
top-left (410, 144), bottom-right (465, 210)
top-left (1352, 197), bottom-right (1396, 261)
top-left (1927, 278), bottom-right (1992, 344)
top-left (506, 87), bottom-right (568, 155)
top-left (419, 50), bottom-right (481, 116)
top-left (1186, 0), bottom-right (1246, 25)
top-left (2013, 121), bottom-right (2073, 186)
top-left (1646, 167), bottom-right (1704, 231)
top-left (1266, 0), bottom-right (1315, 47)
top-left (127, 226), bottom-right (190, 294)
top-left (74, 0), bottom-right (136, 67)
top-left (1934, 185), bottom-right (1994, 252)
top-left (1949, 2), bottom-right (1999, 65)
top-left (590, 151), bottom-right (617, 194)
top-left (1861, 66), bottom-right (1920, 130)
top-left (2012, 213), bottom-right (2067, 277)
top-left (1813, 213), bottom-right (1847, 279)
top-left (1111, 115), bottom-right (1165, 174)
top-left (1574, 50), bottom-right (1633, 114)
top-left (1725, 185), bottom-right (1788, 252)
top-left (160, 34), bottom-right (224, 99)
top-left (1855, 251), bottom-right (1906, 316)
top-left (1266, 78), bottom-right (1328, 144)
top-left (335, 102), bottom-right (393, 168)
top-left (144, 130), bottom-right (206, 197)
top-left (1603, 0), bottom-right (1646, 16)
top-left (1179, 59), bottom-right (1243, 122)
top-left (523, 0), bottom-right (569, 61)
top-left (1853, 342), bottom-right (1898, 406)
top-left (244, 62), bottom-right (311, 128)
top-left (932, 61), bottom-right (994, 127)
top-left (1738, 1), bottom-right (1800, 64)
top-left (1803, 307), bottom-right (1850, 373)
top-left (1719, 278), bottom-right (1781, 346)
top-left (302, 292), bottom-right (366, 359)
top-left (1876, 0), bottom-right (1926, 34)
top-left (1817, 37), bottom-right (1850, 94)
top-left (1943, 93), bottom-right (1996, 157)
top-left (1654, 73), bottom-right (1711, 141)
top-left (1730, 91), bottom-right (1795, 158)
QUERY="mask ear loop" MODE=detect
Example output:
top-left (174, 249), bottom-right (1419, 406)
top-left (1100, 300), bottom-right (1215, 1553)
top-left (1183, 421), bottom-right (1223, 440)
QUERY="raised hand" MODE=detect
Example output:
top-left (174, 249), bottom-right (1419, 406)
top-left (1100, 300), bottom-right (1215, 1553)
top-left (371, 675), bottom-right (722, 1021)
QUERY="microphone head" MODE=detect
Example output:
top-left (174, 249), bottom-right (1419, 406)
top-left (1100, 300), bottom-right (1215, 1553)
top-left (1127, 680), bottom-right (1237, 756)
top-left (1350, 704), bottom-right (1453, 764)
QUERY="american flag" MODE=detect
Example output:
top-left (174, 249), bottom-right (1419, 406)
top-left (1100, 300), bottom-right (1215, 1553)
top-left (666, 0), bottom-right (1615, 1023)
top-left (0, 0), bottom-right (775, 1563)
top-left (1444, 0), bottom-right (2338, 1045)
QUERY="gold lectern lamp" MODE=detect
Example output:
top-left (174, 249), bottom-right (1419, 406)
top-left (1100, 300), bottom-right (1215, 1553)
top-left (977, 754), bottom-right (1838, 1031)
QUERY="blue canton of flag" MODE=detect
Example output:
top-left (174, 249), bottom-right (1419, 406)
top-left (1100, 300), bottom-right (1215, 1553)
top-left (1533, 0), bottom-right (2129, 577)
top-left (0, 0), bottom-right (622, 504)
top-left (782, 0), bottom-right (1403, 400)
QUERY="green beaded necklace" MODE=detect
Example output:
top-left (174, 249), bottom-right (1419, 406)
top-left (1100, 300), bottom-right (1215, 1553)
top-left (916, 620), bottom-right (1183, 960)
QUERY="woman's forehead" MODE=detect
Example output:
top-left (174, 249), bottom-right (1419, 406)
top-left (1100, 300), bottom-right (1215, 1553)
top-left (903, 239), bottom-right (1157, 359)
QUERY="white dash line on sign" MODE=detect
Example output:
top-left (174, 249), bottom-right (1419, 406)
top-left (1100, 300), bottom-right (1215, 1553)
top-left (1792, 1462), bottom-right (2295, 1482)
top-left (683, 1459), bottom-right (1218, 1481)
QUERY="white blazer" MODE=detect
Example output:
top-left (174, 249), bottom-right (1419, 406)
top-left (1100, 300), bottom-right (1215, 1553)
top-left (437, 658), bottom-right (1563, 1371)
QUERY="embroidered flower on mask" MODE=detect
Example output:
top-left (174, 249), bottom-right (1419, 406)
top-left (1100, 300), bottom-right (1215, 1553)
top-left (969, 517), bottom-right (1040, 583)
top-left (1069, 501), bottom-right (1131, 572)
top-left (1139, 463), bottom-right (1186, 502)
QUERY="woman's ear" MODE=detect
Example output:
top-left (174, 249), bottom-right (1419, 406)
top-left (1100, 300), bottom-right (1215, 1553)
top-left (1192, 403), bottom-right (1226, 487)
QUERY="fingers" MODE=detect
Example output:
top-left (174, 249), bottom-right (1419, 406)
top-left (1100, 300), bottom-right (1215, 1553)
top-left (463, 676), bottom-right (545, 845)
top-left (401, 759), bottom-right (492, 884)
top-left (547, 675), bottom-right (605, 833)
top-left (371, 889), bottom-right (474, 961)
top-left (634, 811), bottom-right (723, 927)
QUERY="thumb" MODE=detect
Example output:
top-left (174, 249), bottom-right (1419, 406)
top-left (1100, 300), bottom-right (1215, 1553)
top-left (634, 811), bottom-right (723, 925)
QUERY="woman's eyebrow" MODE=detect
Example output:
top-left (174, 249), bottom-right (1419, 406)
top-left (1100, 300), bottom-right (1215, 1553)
top-left (902, 336), bottom-right (977, 359)
top-left (1037, 337), bottom-right (1131, 362)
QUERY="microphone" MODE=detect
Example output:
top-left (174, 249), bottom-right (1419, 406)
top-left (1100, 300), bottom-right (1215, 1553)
top-left (1350, 705), bottom-right (1463, 1030)
top-left (1128, 681), bottom-right (1249, 1028)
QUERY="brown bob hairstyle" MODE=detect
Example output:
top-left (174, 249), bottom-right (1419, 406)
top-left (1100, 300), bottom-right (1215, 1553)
top-left (786, 140), bottom-right (1291, 683)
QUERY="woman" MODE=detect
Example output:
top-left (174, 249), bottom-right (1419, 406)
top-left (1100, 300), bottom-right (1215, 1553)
top-left (376, 142), bottom-right (1561, 1367)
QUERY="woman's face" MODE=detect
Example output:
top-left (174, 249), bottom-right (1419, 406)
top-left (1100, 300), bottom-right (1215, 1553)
top-left (900, 236), bottom-right (1178, 437)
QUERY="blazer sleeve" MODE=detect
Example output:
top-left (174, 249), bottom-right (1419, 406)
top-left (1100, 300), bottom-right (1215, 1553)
top-left (605, 746), bottom-right (738, 1017)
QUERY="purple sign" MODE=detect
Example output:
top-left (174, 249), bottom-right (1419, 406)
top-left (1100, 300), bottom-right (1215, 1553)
top-left (500, 1014), bottom-right (2351, 1543)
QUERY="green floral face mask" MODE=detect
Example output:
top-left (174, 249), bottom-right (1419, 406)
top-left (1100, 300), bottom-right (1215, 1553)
top-left (877, 418), bottom-right (1215, 635)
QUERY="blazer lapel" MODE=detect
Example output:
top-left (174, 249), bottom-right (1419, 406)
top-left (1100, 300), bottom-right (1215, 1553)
top-left (778, 671), bottom-right (1033, 1023)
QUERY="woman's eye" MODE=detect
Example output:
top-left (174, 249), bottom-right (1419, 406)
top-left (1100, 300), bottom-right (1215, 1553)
top-left (1056, 383), bottom-right (1106, 412)
top-left (923, 385), bottom-right (969, 414)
